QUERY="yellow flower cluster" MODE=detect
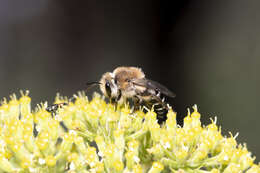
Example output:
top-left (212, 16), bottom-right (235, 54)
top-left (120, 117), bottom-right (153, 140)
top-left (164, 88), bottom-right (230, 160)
top-left (0, 91), bottom-right (259, 173)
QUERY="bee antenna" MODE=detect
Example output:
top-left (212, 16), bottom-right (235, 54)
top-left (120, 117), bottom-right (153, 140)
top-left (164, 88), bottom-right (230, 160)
top-left (86, 82), bottom-right (101, 86)
top-left (85, 82), bottom-right (101, 91)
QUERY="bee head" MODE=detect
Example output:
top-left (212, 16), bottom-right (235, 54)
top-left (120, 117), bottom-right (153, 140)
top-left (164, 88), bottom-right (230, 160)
top-left (99, 72), bottom-right (119, 101)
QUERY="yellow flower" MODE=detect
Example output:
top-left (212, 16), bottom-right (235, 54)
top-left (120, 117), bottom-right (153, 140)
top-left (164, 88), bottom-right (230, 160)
top-left (148, 162), bottom-right (164, 173)
top-left (45, 155), bottom-right (56, 167)
top-left (0, 91), bottom-right (258, 173)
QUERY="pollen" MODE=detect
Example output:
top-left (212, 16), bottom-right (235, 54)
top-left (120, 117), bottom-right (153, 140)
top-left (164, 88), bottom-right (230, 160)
top-left (45, 155), bottom-right (57, 167)
top-left (127, 140), bottom-right (139, 151)
top-left (67, 152), bottom-right (78, 162)
top-left (113, 160), bottom-right (124, 171)
top-left (149, 161), bottom-right (164, 173)
top-left (20, 159), bottom-right (32, 169)
top-left (133, 164), bottom-right (143, 173)
top-left (85, 148), bottom-right (99, 167)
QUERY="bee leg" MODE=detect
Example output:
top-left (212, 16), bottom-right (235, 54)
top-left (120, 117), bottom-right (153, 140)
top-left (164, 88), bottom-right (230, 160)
top-left (33, 123), bottom-right (38, 137)
top-left (59, 121), bottom-right (69, 132)
top-left (133, 97), bottom-right (141, 112)
top-left (114, 102), bottom-right (118, 111)
top-left (110, 98), bottom-right (117, 111)
top-left (113, 89), bottom-right (122, 111)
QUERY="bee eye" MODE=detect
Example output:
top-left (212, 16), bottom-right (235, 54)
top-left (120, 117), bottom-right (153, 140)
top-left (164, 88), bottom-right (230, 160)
top-left (105, 82), bottom-right (112, 98)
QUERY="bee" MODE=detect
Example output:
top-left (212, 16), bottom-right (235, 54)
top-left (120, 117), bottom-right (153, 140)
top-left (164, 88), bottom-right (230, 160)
top-left (94, 66), bottom-right (175, 124)
top-left (46, 103), bottom-right (69, 132)
top-left (46, 103), bottom-right (68, 118)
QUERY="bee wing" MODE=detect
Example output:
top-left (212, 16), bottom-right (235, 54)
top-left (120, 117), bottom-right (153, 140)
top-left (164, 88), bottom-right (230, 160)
top-left (131, 78), bottom-right (176, 98)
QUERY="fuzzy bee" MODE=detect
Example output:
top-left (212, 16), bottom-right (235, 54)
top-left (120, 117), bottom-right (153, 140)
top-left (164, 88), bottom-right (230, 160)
top-left (91, 66), bottom-right (175, 124)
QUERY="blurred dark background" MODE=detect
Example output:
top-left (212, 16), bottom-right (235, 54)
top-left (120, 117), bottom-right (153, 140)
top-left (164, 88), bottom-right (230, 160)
top-left (0, 0), bottom-right (259, 161)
